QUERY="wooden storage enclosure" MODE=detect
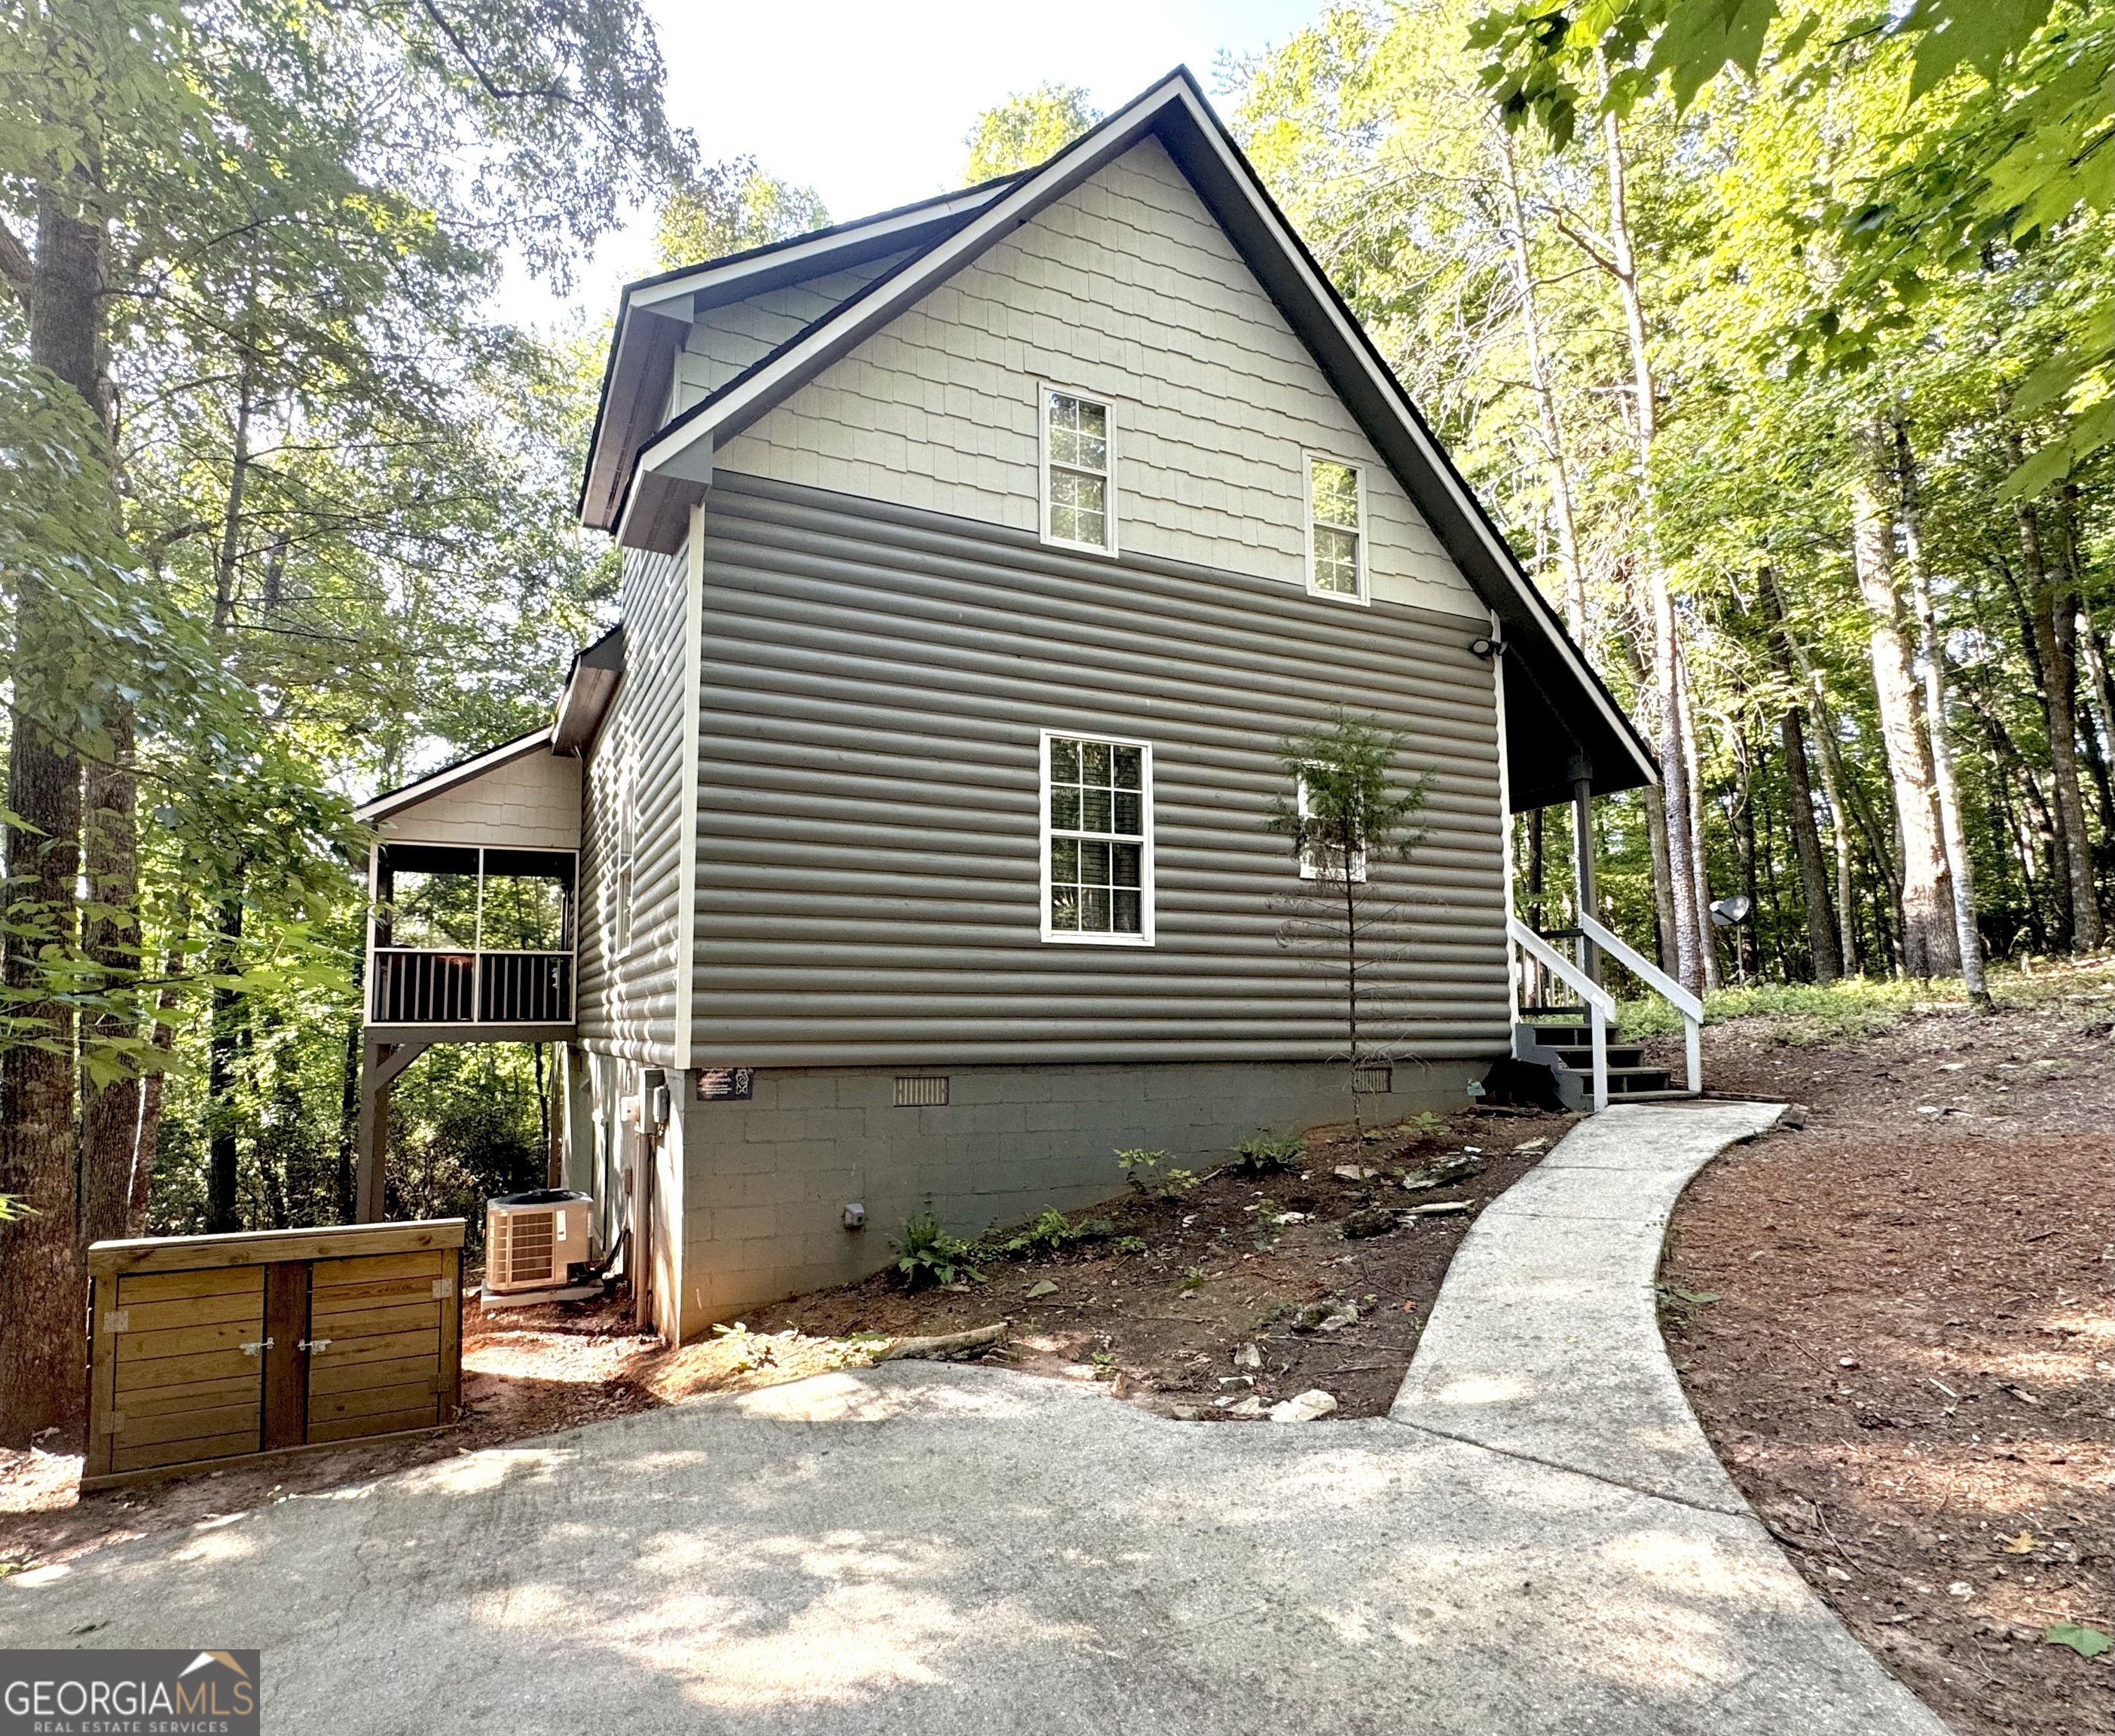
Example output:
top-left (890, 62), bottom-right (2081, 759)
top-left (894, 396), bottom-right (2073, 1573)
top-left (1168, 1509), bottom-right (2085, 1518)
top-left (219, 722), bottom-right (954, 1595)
top-left (84, 1219), bottom-right (464, 1492)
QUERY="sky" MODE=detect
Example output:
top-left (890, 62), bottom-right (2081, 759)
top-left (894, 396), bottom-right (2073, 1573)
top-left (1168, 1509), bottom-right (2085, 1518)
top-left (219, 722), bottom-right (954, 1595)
top-left (497, 0), bottom-right (1323, 329)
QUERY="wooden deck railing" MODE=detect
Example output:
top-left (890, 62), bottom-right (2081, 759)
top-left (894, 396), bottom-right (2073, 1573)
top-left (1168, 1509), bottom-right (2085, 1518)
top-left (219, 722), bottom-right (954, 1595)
top-left (369, 948), bottom-right (573, 1025)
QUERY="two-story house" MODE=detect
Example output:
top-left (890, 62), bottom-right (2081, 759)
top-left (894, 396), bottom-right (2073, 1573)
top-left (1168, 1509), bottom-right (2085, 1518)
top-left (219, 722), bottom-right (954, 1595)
top-left (353, 69), bottom-right (1661, 1343)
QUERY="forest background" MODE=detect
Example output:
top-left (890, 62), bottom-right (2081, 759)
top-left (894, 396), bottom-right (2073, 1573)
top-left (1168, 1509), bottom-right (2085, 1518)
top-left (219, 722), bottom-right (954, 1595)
top-left (1, 0), bottom-right (2107, 1438)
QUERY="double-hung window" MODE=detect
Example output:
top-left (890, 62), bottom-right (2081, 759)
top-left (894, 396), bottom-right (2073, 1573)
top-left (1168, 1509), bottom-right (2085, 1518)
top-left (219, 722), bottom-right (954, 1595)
top-left (1306, 454), bottom-right (1366, 601)
top-left (1042, 732), bottom-right (1153, 943)
top-left (1041, 387), bottom-right (1115, 554)
top-left (1294, 772), bottom-right (1368, 883)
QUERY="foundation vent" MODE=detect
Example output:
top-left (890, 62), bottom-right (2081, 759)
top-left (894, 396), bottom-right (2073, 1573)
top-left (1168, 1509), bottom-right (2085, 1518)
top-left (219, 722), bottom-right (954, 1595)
top-left (1351, 1064), bottom-right (1394, 1096)
top-left (894, 1075), bottom-right (949, 1108)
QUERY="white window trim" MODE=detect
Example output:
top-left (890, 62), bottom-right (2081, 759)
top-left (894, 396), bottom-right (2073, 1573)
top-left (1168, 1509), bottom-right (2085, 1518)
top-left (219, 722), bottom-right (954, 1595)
top-left (1302, 450), bottom-right (1370, 606)
top-left (1038, 382), bottom-right (1119, 558)
top-left (1038, 728), bottom-right (1156, 946)
top-left (1294, 771), bottom-right (1368, 883)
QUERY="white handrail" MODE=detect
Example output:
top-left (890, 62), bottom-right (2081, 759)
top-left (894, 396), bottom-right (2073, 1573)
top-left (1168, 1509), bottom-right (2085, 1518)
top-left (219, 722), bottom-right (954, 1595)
top-left (1508, 918), bottom-right (1615, 1016)
top-left (1508, 917), bottom-right (1611, 1111)
top-left (1576, 915), bottom-right (1702, 1022)
top-left (1576, 912), bottom-right (1704, 1095)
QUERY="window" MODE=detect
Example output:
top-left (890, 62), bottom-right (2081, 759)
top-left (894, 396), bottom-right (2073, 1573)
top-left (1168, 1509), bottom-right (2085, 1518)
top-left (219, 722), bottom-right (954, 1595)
top-left (1295, 772), bottom-right (1368, 882)
top-left (1306, 454), bottom-right (1365, 601)
top-left (1041, 387), bottom-right (1115, 553)
top-left (1041, 732), bottom-right (1153, 944)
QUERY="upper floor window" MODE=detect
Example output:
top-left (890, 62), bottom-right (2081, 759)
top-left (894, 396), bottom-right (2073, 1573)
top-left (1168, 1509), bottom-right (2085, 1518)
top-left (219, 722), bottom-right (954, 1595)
top-left (1041, 387), bottom-right (1115, 554)
top-left (1042, 732), bottom-right (1153, 944)
top-left (1306, 454), bottom-right (1366, 602)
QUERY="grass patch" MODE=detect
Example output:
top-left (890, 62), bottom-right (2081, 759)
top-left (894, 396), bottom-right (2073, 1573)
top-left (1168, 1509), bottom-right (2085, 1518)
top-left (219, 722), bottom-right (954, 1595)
top-left (1615, 952), bottom-right (2115, 1046)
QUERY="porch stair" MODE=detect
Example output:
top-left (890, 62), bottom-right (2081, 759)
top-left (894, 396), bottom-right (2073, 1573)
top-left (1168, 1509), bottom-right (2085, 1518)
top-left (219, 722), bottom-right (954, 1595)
top-left (1514, 1006), bottom-right (1695, 1103)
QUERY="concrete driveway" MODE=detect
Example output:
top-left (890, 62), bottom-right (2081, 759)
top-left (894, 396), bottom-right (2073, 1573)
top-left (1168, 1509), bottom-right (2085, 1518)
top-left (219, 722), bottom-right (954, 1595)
top-left (2, 1103), bottom-right (1946, 1735)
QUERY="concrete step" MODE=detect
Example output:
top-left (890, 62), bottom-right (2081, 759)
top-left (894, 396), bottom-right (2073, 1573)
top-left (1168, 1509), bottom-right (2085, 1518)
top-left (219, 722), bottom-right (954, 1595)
top-left (1606, 1068), bottom-right (1675, 1095)
top-left (1544, 1044), bottom-right (1646, 1070)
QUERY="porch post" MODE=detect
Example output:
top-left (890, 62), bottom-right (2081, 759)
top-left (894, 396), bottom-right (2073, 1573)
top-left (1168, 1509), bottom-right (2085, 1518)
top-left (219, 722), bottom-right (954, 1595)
top-left (356, 1038), bottom-right (429, 1221)
top-left (356, 1040), bottom-right (389, 1222)
top-left (1571, 755), bottom-right (1599, 986)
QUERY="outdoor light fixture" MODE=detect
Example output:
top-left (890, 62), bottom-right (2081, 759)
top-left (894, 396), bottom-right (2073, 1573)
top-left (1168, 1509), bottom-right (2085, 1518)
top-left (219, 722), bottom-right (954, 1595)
top-left (842, 1203), bottom-right (866, 1230)
top-left (1468, 635), bottom-right (1505, 659)
top-left (1710, 894), bottom-right (1755, 929)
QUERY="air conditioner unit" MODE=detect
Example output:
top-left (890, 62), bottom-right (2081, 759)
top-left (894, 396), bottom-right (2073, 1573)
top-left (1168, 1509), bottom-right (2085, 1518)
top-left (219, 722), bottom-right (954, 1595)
top-left (484, 1189), bottom-right (591, 1295)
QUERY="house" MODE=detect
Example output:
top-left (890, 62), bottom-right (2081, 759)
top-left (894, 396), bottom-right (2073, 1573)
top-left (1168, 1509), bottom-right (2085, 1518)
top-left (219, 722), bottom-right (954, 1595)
top-left (352, 69), bottom-right (1662, 1343)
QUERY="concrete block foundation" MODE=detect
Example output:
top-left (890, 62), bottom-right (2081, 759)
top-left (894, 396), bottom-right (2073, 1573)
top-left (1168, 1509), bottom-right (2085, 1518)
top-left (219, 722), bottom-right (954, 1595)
top-left (670, 1056), bottom-right (1481, 1337)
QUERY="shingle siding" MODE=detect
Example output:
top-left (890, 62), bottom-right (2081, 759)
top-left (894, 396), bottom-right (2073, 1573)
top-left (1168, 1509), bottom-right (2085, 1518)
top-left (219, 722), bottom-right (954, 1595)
top-left (683, 472), bottom-right (1510, 1068)
top-left (671, 253), bottom-right (913, 417)
top-left (713, 137), bottom-right (1478, 616)
top-left (374, 750), bottom-right (580, 849)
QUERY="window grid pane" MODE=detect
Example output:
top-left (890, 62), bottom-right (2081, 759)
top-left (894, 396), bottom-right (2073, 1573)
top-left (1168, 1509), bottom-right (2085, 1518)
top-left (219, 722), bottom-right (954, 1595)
top-left (1310, 457), bottom-right (1362, 597)
top-left (1046, 391), bottom-right (1111, 549)
top-left (1048, 735), bottom-right (1145, 936)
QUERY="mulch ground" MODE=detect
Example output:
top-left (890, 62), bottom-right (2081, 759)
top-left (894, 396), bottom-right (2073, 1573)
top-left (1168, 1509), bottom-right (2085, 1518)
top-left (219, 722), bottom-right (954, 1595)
top-left (1658, 980), bottom-right (2114, 1736)
top-left (2, 1100), bottom-right (1570, 1572)
top-left (747, 1105), bottom-right (1576, 1419)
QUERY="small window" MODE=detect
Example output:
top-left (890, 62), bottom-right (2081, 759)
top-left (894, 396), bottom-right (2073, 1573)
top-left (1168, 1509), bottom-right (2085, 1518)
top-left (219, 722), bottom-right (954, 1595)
top-left (1041, 387), bottom-right (1115, 553)
top-left (1295, 772), bottom-right (1368, 883)
top-left (1306, 454), bottom-right (1365, 601)
top-left (1041, 732), bottom-right (1153, 944)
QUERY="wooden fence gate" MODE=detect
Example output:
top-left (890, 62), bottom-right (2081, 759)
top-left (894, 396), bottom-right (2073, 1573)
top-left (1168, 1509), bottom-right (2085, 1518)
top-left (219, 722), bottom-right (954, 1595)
top-left (84, 1219), bottom-right (465, 1491)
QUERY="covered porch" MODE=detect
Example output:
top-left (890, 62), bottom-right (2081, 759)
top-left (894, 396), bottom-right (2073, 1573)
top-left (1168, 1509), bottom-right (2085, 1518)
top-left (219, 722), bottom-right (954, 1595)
top-left (352, 729), bottom-right (585, 1220)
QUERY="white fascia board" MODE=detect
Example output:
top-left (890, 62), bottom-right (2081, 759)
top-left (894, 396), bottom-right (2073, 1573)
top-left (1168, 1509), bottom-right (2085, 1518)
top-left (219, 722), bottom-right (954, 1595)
top-left (632, 75), bottom-right (1190, 489)
top-left (1165, 94), bottom-right (1659, 791)
top-left (354, 728), bottom-right (555, 823)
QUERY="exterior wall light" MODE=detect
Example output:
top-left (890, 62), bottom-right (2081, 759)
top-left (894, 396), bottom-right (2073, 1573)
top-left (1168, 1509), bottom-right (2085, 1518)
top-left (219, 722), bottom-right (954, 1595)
top-left (1468, 635), bottom-right (1505, 659)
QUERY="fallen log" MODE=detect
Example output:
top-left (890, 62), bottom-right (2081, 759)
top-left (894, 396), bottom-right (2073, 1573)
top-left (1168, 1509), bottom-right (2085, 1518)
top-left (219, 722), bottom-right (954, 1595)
top-left (870, 1322), bottom-right (1008, 1362)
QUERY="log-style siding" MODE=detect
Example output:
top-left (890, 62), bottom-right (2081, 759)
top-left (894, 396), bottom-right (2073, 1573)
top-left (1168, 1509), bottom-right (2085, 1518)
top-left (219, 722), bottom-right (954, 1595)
top-left (684, 472), bottom-right (1509, 1066)
top-left (577, 542), bottom-right (691, 1060)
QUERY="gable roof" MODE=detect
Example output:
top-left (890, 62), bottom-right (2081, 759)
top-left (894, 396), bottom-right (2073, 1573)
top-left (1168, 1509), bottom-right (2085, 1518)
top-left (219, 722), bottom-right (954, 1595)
top-left (577, 176), bottom-right (1022, 533)
top-left (582, 67), bottom-right (1655, 801)
top-left (355, 729), bottom-right (555, 825)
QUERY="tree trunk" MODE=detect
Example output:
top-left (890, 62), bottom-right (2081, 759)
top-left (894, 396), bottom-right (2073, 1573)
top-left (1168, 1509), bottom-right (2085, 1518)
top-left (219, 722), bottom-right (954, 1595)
top-left (1759, 570), bottom-right (1841, 981)
top-left (1849, 435), bottom-right (1958, 978)
top-left (1676, 652), bottom-right (1720, 989)
top-left (2076, 610), bottom-right (2115, 839)
top-left (78, 709), bottom-right (142, 1249)
top-left (1599, 105), bottom-right (1701, 992)
top-left (0, 193), bottom-right (105, 1443)
top-left (206, 891), bottom-right (246, 1233)
top-left (1732, 730), bottom-right (1759, 983)
top-left (1893, 420), bottom-right (1989, 1007)
top-left (1496, 127), bottom-right (1588, 643)
top-left (1618, 625), bottom-right (1681, 969)
top-left (2016, 494), bottom-right (2099, 949)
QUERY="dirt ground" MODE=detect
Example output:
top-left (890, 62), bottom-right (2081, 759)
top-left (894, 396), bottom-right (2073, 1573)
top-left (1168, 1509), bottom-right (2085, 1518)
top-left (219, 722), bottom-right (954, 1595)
top-left (1658, 970), bottom-right (2115, 1736)
top-left (1, 1100), bottom-right (1569, 1573)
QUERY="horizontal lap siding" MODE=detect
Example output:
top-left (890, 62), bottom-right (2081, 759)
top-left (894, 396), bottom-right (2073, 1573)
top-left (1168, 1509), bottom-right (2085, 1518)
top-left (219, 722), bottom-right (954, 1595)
top-left (579, 543), bottom-right (689, 1062)
top-left (687, 475), bottom-right (1508, 1065)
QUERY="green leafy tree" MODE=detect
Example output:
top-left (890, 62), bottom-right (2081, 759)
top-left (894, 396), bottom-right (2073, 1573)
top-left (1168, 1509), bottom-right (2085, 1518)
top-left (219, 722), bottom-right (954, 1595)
top-left (654, 157), bottom-right (828, 267)
top-left (0, 0), bottom-right (684, 1441)
top-left (961, 83), bottom-right (1102, 182)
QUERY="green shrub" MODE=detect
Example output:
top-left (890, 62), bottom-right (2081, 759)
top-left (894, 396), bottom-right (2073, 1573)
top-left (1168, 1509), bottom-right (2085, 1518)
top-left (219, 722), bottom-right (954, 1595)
top-left (1232, 1131), bottom-right (1304, 1175)
top-left (1116, 1148), bottom-right (1199, 1200)
top-left (893, 1208), bottom-right (984, 1289)
top-left (989, 1208), bottom-right (1113, 1257)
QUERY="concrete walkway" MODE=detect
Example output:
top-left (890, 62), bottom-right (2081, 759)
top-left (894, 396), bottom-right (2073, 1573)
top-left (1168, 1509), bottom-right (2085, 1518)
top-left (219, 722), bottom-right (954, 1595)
top-left (4, 1104), bottom-right (1948, 1734)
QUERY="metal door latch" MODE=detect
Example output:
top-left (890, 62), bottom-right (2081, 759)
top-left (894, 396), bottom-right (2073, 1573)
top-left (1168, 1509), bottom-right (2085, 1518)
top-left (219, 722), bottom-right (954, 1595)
top-left (296, 1338), bottom-right (332, 1354)
top-left (239, 1337), bottom-right (274, 1356)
